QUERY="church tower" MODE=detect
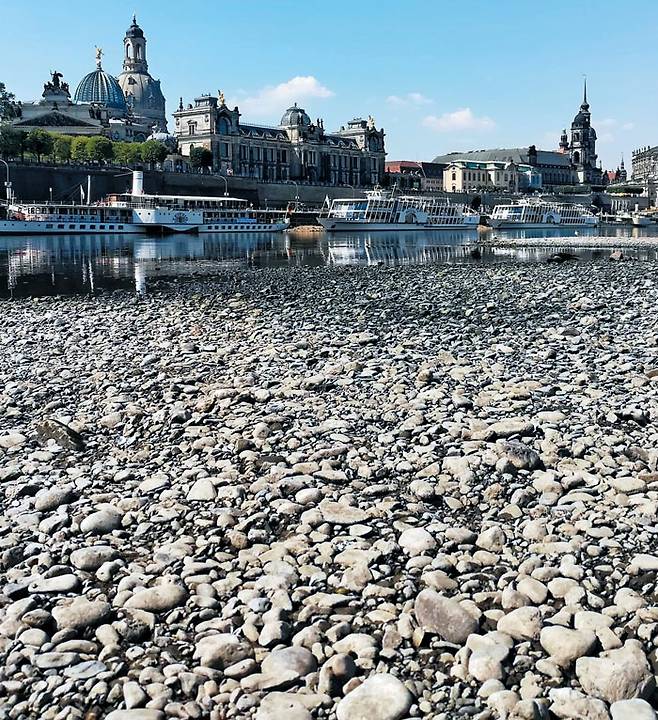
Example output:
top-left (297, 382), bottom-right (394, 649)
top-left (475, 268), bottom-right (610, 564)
top-left (123, 14), bottom-right (148, 74)
top-left (116, 15), bottom-right (167, 130)
top-left (569, 79), bottom-right (599, 184)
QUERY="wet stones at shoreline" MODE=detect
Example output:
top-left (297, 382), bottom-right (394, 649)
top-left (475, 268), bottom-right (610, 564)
top-left (1, 260), bottom-right (658, 719)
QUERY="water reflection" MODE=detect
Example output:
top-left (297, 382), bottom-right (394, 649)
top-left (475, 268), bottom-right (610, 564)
top-left (1, 225), bottom-right (658, 298)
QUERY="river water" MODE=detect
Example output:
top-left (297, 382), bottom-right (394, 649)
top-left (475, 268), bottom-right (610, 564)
top-left (2, 226), bottom-right (658, 297)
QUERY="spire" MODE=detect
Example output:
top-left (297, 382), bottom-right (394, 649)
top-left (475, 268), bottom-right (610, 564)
top-left (581, 75), bottom-right (589, 109)
top-left (621, 153), bottom-right (625, 169)
top-left (132, 13), bottom-right (137, 25)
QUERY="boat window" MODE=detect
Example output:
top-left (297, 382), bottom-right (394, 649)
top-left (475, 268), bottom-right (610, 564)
top-left (46, 224), bottom-right (53, 229)
top-left (69, 224), bottom-right (75, 229)
top-left (118, 225), bottom-right (123, 230)
top-left (80, 225), bottom-right (86, 229)
top-left (58, 224), bottom-right (64, 229)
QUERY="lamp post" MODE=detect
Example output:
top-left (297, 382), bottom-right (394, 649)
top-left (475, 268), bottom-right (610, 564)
top-left (288, 180), bottom-right (299, 210)
top-left (0, 159), bottom-right (12, 204)
top-left (217, 174), bottom-right (229, 196)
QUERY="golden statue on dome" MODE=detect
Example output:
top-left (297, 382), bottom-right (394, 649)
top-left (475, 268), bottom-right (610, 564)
top-left (95, 46), bottom-right (104, 68)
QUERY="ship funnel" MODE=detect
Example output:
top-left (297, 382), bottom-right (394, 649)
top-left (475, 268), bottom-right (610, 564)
top-left (132, 171), bottom-right (144, 196)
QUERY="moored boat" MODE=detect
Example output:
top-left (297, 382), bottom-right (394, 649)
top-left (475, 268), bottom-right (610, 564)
top-left (490, 199), bottom-right (598, 229)
top-left (0, 172), bottom-right (288, 235)
top-left (318, 189), bottom-right (478, 231)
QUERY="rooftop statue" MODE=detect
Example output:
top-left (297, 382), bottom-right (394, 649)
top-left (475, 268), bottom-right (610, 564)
top-left (218, 90), bottom-right (226, 106)
top-left (95, 46), bottom-right (104, 69)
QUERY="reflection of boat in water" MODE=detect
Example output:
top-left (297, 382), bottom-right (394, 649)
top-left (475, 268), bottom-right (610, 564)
top-left (319, 189), bottom-right (479, 231)
top-left (490, 199), bottom-right (598, 229)
top-left (0, 172), bottom-right (289, 236)
top-left (325, 232), bottom-right (480, 265)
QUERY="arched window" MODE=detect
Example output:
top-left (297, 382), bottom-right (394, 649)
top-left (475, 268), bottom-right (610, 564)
top-left (573, 151), bottom-right (580, 164)
top-left (218, 117), bottom-right (229, 134)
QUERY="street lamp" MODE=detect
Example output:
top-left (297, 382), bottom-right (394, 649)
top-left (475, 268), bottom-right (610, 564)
top-left (288, 180), bottom-right (299, 210)
top-left (0, 159), bottom-right (13, 204)
top-left (217, 174), bottom-right (229, 196)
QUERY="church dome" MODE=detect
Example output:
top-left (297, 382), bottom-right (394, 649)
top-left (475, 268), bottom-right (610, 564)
top-left (74, 67), bottom-right (126, 111)
top-left (280, 103), bottom-right (311, 127)
top-left (126, 15), bottom-right (144, 38)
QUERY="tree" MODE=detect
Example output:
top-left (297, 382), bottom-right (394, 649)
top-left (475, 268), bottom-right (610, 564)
top-left (0, 82), bottom-right (17, 120)
top-left (189, 146), bottom-right (213, 171)
top-left (53, 135), bottom-right (73, 163)
top-left (25, 129), bottom-right (54, 162)
top-left (0, 124), bottom-right (23, 159)
top-left (114, 141), bottom-right (143, 165)
top-left (141, 140), bottom-right (168, 165)
top-left (470, 195), bottom-right (482, 211)
top-left (87, 136), bottom-right (114, 163)
top-left (71, 136), bottom-right (90, 163)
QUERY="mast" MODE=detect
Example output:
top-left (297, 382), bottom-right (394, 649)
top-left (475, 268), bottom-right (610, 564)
top-left (87, 175), bottom-right (92, 204)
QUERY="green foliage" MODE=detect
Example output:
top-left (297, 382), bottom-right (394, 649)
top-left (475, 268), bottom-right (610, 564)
top-left (71, 136), bottom-right (90, 163)
top-left (87, 136), bottom-right (114, 163)
top-left (189, 146), bottom-right (213, 169)
top-left (141, 140), bottom-right (168, 164)
top-left (25, 129), bottom-right (54, 161)
top-left (53, 135), bottom-right (72, 162)
top-left (114, 141), bottom-right (142, 165)
top-left (0, 124), bottom-right (23, 159)
top-left (0, 82), bottom-right (17, 120)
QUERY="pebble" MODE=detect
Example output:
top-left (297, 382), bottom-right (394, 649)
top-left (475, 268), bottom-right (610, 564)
top-left (3, 261), bottom-right (658, 718)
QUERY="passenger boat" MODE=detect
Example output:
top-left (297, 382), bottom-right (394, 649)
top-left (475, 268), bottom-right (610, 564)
top-left (318, 189), bottom-right (479, 231)
top-left (0, 172), bottom-right (288, 235)
top-left (489, 199), bottom-right (598, 229)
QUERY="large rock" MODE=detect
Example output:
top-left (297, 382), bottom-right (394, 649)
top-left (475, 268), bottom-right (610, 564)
top-left (194, 633), bottom-right (253, 669)
top-left (610, 699), bottom-right (656, 720)
top-left (575, 640), bottom-right (654, 703)
top-left (261, 646), bottom-right (317, 682)
top-left (414, 589), bottom-right (478, 643)
top-left (256, 693), bottom-right (312, 720)
top-left (336, 674), bottom-right (413, 720)
top-left (497, 607), bottom-right (541, 641)
top-left (52, 598), bottom-right (111, 631)
top-left (398, 527), bottom-right (436, 556)
top-left (80, 509), bottom-right (122, 534)
top-left (125, 584), bottom-right (187, 613)
top-left (319, 500), bottom-right (368, 525)
top-left (70, 546), bottom-right (118, 571)
top-left (540, 626), bottom-right (596, 667)
top-left (548, 688), bottom-right (610, 720)
top-left (34, 419), bottom-right (84, 450)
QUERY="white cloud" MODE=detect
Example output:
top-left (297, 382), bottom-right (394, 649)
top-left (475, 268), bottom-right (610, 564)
top-left (232, 76), bottom-right (334, 119)
top-left (622, 122), bottom-right (635, 131)
top-left (598, 132), bottom-right (615, 144)
top-left (422, 108), bottom-right (495, 132)
top-left (387, 92), bottom-right (432, 107)
top-left (598, 118), bottom-right (617, 128)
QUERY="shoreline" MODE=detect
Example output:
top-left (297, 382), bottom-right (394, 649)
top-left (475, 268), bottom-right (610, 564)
top-left (1, 261), bottom-right (658, 719)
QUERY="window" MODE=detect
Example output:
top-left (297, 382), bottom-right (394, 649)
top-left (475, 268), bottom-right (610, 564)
top-left (218, 118), bottom-right (229, 134)
top-left (189, 122), bottom-right (197, 136)
top-left (69, 224), bottom-right (75, 229)
top-left (452, 172), bottom-right (456, 181)
top-left (57, 224), bottom-right (64, 229)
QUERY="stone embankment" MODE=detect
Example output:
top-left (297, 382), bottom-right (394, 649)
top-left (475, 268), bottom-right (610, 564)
top-left (1, 261), bottom-right (658, 720)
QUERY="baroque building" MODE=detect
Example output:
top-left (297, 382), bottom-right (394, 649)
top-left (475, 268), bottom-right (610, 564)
top-left (434, 81), bottom-right (604, 189)
top-left (117, 16), bottom-right (167, 131)
top-left (7, 17), bottom-right (166, 142)
top-left (173, 93), bottom-right (386, 186)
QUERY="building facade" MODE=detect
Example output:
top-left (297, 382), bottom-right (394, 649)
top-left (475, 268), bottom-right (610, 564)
top-left (173, 94), bottom-right (386, 186)
top-left (443, 160), bottom-right (520, 193)
top-left (433, 82), bottom-right (604, 189)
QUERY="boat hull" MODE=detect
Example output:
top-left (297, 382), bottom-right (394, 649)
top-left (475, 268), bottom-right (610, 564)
top-left (318, 218), bottom-right (478, 232)
top-left (0, 220), bottom-right (288, 235)
top-left (489, 220), bottom-right (598, 229)
top-left (0, 220), bottom-right (145, 235)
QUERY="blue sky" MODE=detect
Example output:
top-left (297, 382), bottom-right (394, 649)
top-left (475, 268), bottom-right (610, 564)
top-left (2, 0), bottom-right (653, 169)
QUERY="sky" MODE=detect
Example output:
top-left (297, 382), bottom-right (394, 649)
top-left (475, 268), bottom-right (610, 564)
top-left (1, 0), bottom-right (654, 170)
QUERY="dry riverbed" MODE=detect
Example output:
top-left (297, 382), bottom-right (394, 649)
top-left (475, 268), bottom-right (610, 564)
top-left (1, 260), bottom-right (658, 720)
